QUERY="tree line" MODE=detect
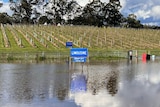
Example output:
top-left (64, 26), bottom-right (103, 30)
top-left (0, 0), bottom-right (146, 28)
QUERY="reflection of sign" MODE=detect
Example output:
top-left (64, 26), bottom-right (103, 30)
top-left (70, 48), bottom-right (88, 57)
top-left (66, 42), bottom-right (73, 48)
top-left (70, 74), bottom-right (87, 93)
top-left (72, 57), bottom-right (86, 62)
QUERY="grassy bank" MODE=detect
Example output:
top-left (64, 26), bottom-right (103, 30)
top-left (0, 24), bottom-right (160, 62)
top-left (0, 50), bottom-right (158, 62)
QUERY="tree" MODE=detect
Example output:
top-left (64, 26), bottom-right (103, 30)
top-left (126, 14), bottom-right (143, 28)
top-left (31, 0), bottom-right (46, 24)
top-left (38, 16), bottom-right (51, 24)
top-left (44, 0), bottom-right (67, 24)
top-left (103, 0), bottom-right (123, 26)
top-left (44, 0), bottom-right (82, 24)
top-left (0, 13), bottom-right (12, 24)
top-left (31, 8), bottom-right (41, 24)
top-left (81, 0), bottom-right (105, 26)
top-left (65, 0), bottom-right (82, 24)
top-left (9, 0), bottom-right (45, 24)
top-left (9, 0), bottom-right (32, 23)
top-left (72, 0), bottom-right (124, 27)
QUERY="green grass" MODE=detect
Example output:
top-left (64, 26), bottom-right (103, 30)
top-left (5, 27), bottom-right (19, 48)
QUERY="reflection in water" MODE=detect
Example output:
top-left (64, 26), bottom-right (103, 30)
top-left (56, 88), bottom-right (68, 101)
top-left (124, 60), bottom-right (136, 82)
top-left (70, 63), bottom-right (120, 97)
top-left (53, 69), bottom-right (69, 101)
top-left (87, 62), bottom-right (120, 96)
top-left (87, 70), bottom-right (119, 96)
top-left (70, 73), bottom-right (87, 93)
top-left (69, 63), bottom-right (120, 107)
top-left (106, 71), bottom-right (118, 96)
top-left (1, 60), bottom-right (160, 107)
top-left (0, 64), bottom-right (73, 107)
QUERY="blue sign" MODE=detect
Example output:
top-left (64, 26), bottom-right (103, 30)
top-left (70, 48), bottom-right (88, 57)
top-left (72, 57), bottom-right (87, 62)
top-left (66, 42), bottom-right (73, 48)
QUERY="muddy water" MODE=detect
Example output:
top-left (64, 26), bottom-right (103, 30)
top-left (0, 59), bottom-right (160, 107)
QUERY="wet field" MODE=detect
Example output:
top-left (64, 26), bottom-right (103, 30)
top-left (0, 59), bottom-right (160, 107)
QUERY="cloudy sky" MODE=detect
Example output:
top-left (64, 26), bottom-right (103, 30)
top-left (1, 0), bottom-right (160, 26)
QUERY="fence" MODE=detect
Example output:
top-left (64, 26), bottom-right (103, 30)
top-left (89, 50), bottom-right (128, 58)
top-left (0, 52), bottom-right (69, 63)
top-left (0, 50), bottom-right (159, 63)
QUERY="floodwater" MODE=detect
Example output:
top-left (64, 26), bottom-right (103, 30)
top-left (0, 59), bottom-right (160, 107)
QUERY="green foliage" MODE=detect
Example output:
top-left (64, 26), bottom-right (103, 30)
top-left (8, 0), bottom-right (128, 27)
top-left (0, 13), bottom-right (12, 24)
top-left (125, 14), bottom-right (143, 28)
top-left (39, 56), bottom-right (46, 61)
top-left (71, 0), bottom-right (123, 27)
top-left (81, 0), bottom-right (104, 26)
top-left (21, 16), bottom-right (30, 24)
top-left (9, 0), bottom-right (44, 24)
top-left (7, 55), bottom-right (14, 61)
top-left (38, 16), bottom-right (51, 24)
top-left (5, 27), bottom-right (19, 48)
top-left (104, 0), bottom-right (123, 26)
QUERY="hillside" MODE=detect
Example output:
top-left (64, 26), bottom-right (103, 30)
top-left (0, 24), bottom-right (160, 53)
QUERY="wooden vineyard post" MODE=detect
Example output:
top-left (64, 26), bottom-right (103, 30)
top-left (51, 37), bottom-right (53, 43)
top-left (88, 36), bottom-right (91, 47)
top-left (105, 32), bottom-right (107, 45)
top-left (79, 37), bottom-right (82, 47)
top-left (47, 36), bottom-right (49, 41)
top-left (30, 38), bottom-right (33, 45)
top-left (51, 33), bottom-right (53, 42)
top-left (100, 37), bottom-right (103, 48)
top-left (111, 39), bottom-right (114, 48)
top-left (111, 40), bottom-right (112, 47)
top-left (44, 39), bottom-right (46, 47)
top-left (135, 50), bottom-right (138, 58)
top-left (82, 32), bottom-right (86, 47)
top-left (26, 33), bottom-right (28, 39)
top-left (96, 30), bottom-right (99, 46)
top-left (19, 38), bottom-right (22, 47)
top-left (81, 37), bottom-right (83, 47)
top-left (121, 39), bottom-right (123, 47)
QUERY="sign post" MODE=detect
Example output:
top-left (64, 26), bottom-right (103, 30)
top-left (70, 48), bottom-right (88, 57)
top-left (68, 47), bottom-right (89, 71)
top-left (72, 57), bottom-right (87, 62)
top-left (66, 42), bottom-right (73, 48)
top-left (70, 48), bottom-right (88, 63)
